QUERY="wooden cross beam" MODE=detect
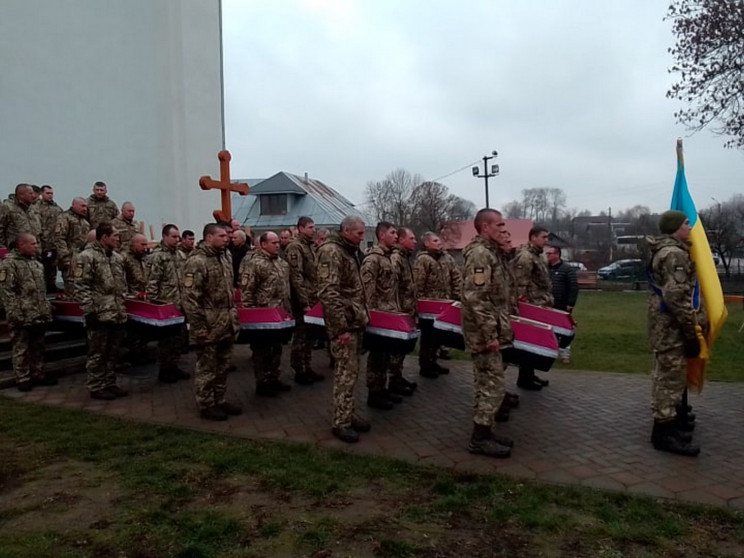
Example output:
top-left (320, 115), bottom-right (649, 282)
top-left (199, 150), bottom-right (250, 223)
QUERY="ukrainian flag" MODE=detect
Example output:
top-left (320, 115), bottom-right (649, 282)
top-left (670, 139), bottom-right (728, 391)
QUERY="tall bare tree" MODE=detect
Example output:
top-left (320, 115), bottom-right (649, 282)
top-left (667, 0), bottom-right (744, 149)
top-left (700, 196), bottom-right (744, 276)
top-left (364, 168), bottom-right (422, 225)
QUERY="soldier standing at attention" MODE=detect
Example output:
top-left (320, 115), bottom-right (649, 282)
top-left (647, 210), bottom-right (705, 456)
top-left (111, 202), bottom-right (140, 250)
top-left (413, 232), bottom-right (460, 378)
top-left (178, 230), bottom-right (196, 261)
top-left (36, 185), bottom-right (63, 291)
top-left (510, 226), bottom-right (553, 390)
top-left (146, 224), bottom-right (189, 383)
top-left (239, 231), bottom-right (293, 396)
top-left (181, 223), bottom-right (242, 421)
top-left (361, 221), bottom-right (402, 410)
top-left (55, 197), bottom-right (90, 297)
top-left (278, 228), bottom-right (292, 259)
top-left (0, 233), bottom-right (55, 391)
top-left (86, 181), bottom-right (119, 228)
top-left (388, 227), bottom-right (418, 396)
top-left (286, 216), bottom-right (324, 385)
top-left (121, 233), bottom-right (150, 364)
top-left (316, 216), bottom-right (371, 443)
top-left (76, 222), bottom-right (129, 400)
top-left (461, 208), bottom-right (513, 458)
top-left (0, 183), bottom-right (41, 249)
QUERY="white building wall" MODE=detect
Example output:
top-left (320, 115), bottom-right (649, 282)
top-left (0, 0), bottom-right (223, 234)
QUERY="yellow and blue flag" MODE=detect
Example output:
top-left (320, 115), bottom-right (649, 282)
top-left (670, 139), bottom-right (728, 392)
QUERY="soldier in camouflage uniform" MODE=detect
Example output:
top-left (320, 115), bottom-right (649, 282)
top-left (86, 181), bottom-right (119, 228)
top-left (181, 223), bottom-right (242, 421)
top-left (510, 226), bottom-right (553, 390)
top-left (0, 233), bottom-right (55, 391)
top-left (76, 222), bottom-right (129, 400)
top-left (461, 209), bottom-right (513, 458)
top-left (388, 228), bottom-right (418, 396)
top-left (178, 230), bottom-right (196, 261)
top-left (286, 217), bottom-right (324, 385)
top-left (35, 185), bottom-right (63, 291)
top-left (111, 202), bottom-right (140, 250)
top-left (413, 232), bottom-right (461, 378)
top-left (316, 216), bottom-right (371, 443)
top-left (146, 224), bottom-right (188, 383)
top-left (361, 221), bottom-right (402, 410)
top-left (0, 184), bottom-right (42, 249)
top-left (121, 233), bottom-right (151, 362)
top-left (55, 197), bottom-right (90, 296)
top-left (239, 231), bottom-right (292, 396)
top-left (646, 210), bottom-right (705, 457)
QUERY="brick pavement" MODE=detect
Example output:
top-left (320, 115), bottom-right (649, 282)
top-left (3, 346), bottom-right (744, 509)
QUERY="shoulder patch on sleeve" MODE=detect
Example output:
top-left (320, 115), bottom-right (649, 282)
top-left (473, 267), bottom-right (486, 286)
top-left (318, 262), bottom-right (330, 279)
top-left (74, 262), bottom-right (84, 278)
top-left (184, 272), bottom-right (194, 288)
top-left (0, 269), bottom-right (6, 283)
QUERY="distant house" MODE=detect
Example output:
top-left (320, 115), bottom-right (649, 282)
top-left (441, 219), bottom-right (534, 261)
top-left (232, 172), bottom-right (375, 246)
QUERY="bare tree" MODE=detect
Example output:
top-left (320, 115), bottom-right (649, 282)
top-left (667, 0), bottom-right (744, 149)
top-left (701, 196), bottom-right (744, 276)
top-left (503, 200), bottom-right (525, 219)
top-left (364, 168), bottom-right (422, 225)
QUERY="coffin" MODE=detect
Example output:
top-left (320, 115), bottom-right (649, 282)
top-left (125, 298), bottom-right (185, 339)
top-left (501, 316), bottom-right (559, 372)
top-left (51, 299), bottom-right (84, 330)
top-left (363, 310), bottom-right (420, 354)
top-left (0, 247), bottom-right (9, 260)
top-left (432, 302), bottom-right (466, 350)
top-left (416, 299), bottom-right (454, 325)
top-left (237, 307), bottom-right (295, 345)
top-left (518, 302), bottom-right (576, 348)
top-left (303, 301), bottom-right (327, 340)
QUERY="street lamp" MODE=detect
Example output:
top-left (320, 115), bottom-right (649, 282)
top-left (472, 150), bottom-right (499, 208)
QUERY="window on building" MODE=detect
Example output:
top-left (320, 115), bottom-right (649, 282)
top-left (260, 194), bottom-right (287, 215)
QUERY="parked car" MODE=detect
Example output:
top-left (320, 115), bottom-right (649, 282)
top-left (597, 259), bottom-right (645, 281)
top-left (565, 261), bottom-right (587, 271)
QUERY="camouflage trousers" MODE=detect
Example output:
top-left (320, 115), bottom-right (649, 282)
top-left (472, 351), bottom-right (505, 426)
top-left (388, 353), bottom-right (405, 381)
top-left (331, 330), bottom-right (363, 429)
top-left (366, 350), bottom-right (391, 392)
top-left (290, 319), bottom-right (312, 374)
top-left (651, 348), bottom-right (687, 421)
top-left (86, 322), bottom-right (125, 392)
top-left (10, 324), bottom-right (47, 384)
top-left (61, 266), bottom-right (75, 297)
top-left (42, 252), bottom-right (57, 292)
top-left (418, 326), bottom-right (439, 368)
top-left (194, 338), bottom-right (233, 410)
top-left (158, 325), bottom-right (185, 371)
top-left (252, 343), bottom-right (282, 386)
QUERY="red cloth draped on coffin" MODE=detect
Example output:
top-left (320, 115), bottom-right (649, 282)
top-left (237, 307), bottom-right (295, 344)
top-left (517, 302), bottom-right (576, 348)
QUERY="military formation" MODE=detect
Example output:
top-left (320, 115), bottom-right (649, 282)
top-left (0, 181), bottom-right (703, 457)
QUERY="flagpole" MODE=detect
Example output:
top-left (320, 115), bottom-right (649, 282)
top-left (676, 137), bottom-right (684, 168)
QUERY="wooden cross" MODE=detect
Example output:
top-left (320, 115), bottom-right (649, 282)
top-left (199, 150), bottom-right (250, 222)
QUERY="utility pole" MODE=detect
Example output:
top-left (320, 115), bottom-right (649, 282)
top-left (608, 207), bottom-right (613, 261)
top-left (471, 150), bottom-right (499, 208)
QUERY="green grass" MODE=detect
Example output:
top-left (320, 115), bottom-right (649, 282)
top-left (554, 291), bottom-right (744, 380)
top-left (0, 398), bottom-right (743, 557)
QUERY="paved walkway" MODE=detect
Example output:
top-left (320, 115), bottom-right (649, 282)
top-left (3, 347), bottom-right (744, 509)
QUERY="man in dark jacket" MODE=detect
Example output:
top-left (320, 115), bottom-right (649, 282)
top-left (546, 246), bottom-right (578, 363)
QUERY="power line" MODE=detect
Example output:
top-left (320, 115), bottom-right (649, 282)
top-left (429, 160), bottom-right (480, 183)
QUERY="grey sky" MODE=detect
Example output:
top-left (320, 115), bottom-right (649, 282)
top-left (222, 0), bottom-right (744, 216)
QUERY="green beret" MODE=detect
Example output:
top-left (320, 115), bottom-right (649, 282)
top-left (659, 210), bottom-right (688, 235)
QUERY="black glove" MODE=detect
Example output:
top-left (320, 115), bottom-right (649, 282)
top-left (683, 337), bottom-right (701, 359)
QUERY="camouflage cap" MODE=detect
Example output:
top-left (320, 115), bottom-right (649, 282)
top-left (658, 210), bottom-right (688, 234)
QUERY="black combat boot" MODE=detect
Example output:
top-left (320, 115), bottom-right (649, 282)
top-left (158, 367), bottom-right (179, 384)
top-left (383, 389), bottom-right (403, 404)
top-left (17, 381), bottom-right (32, 392)
top-left (651, 420), bottom-right (700, 456)
top-left (108, 385), bottom-right (129, 398)
top-left (33, 375), bottom-right (58, 386)
top-left (255, 382), bottom-right (278, 397)
top-left (494, 399), bottom-right (510, 423)
top-left (467, 423), bottom-right (511, 458)
top-left (516, 367), bottom-right (542, 391)
top-left (367, 391), bottom-right (394, 410)
top-left (332, 426), bottom-right (359, 443)
top-left (270, 378), bottom-right (292, 392)
top-left (293, 371), bottom-right (315, 385)
top-left (388, 378), bottom-right (414, 396)
top-left (351, 415), bottom-right (371, 433)
top-left (219, 401), bottom-right (243, 416)
top-left (504, 392), bottom-right (520, 409)
top-left (419, 366), bottom-right (440, 379)
top-left (307, 369), bottom-right (325, 382)
top-left (434, 363), bottom-right (450, 375)
top-left (533, 374), bottom-right (549, 387)
top-left (200, 406), bottom-right (228, 421)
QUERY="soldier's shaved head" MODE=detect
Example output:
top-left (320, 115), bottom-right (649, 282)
top-left (16, 233), bottom-right (36, 246)
top-left (71, 197), bottom-right (88, 216)
top-left (130, 234), bottom-right (148, 254)
top-left (473, 208), bottom-right (502, 233)
top-left (340, 216), bottom-right (364, 232)
top-left (16, 233), bottom-right (38, 257)
top-left (340, 216), bottom-right (365, 246)
top-left (86, 229), bottom-right (97, 242)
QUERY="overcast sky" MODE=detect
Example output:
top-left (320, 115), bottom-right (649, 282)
top-left (222, 0), bottom-right (744, 216)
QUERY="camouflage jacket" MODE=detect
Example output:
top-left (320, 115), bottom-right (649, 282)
top-left (181, 244), bottom-right (239, 344)
top-left (0, 250), bottom-right (52, 326)
top-left (0, 200), bottom-right (42, 248)
top-left (647, 235), bottom-right (707, 352)
top-left (238, 248), bottom-right (290, 310)
top-left (461, 235), bottom-right (513, 353)
top-left (145, 243), bottom-right (182, 306)
top-left (122, 248), bottom-right (147, 293)
top-left (35, 199), bottom-right (63, 253)
top-left (501, 250), bottom-right (519, 315)
top-left (177, 246), bottom-right (194, 261)
top-left (510, 243), bottom-right (554, 307)
top-left (86, 195), bottom-right (119, 228)
top-left (391, 245), bottom-right (417, 315)
top-left (111, 216), bottom-right (139, 250)
top-left (54, 210), bottom-right (90, 269)
top-left (285, 236), bottom-right (317, 313)
top-left (361, 244), bottom-right (399, 312)
top-left (75, 241), bottom-right (127, 323)
top-left (413, 249), bottom-right (460, 301)
top-left (316, 235), bottom-right (369, 338)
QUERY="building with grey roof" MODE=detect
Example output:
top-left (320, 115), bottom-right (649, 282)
top-left (232, 172), bottom-right (376, 246)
